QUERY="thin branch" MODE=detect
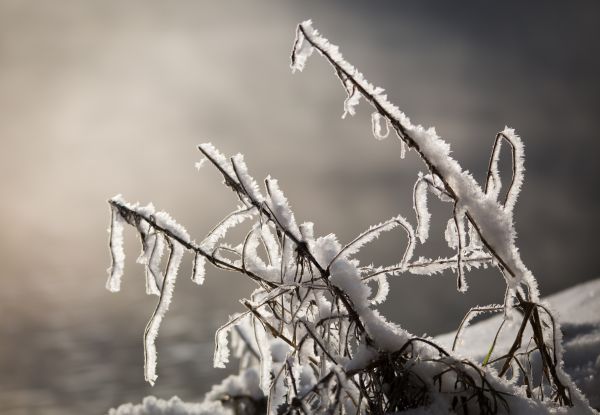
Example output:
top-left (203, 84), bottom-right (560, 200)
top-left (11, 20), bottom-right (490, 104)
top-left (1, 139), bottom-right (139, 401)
top-left (109, 198), bottom-right (278, 289)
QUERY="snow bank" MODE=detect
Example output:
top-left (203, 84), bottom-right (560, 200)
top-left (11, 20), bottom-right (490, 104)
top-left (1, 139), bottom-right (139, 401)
top-left (109, 279), bottom-right (599, 414)
top-left (437, 278), bottom-right (600, 410)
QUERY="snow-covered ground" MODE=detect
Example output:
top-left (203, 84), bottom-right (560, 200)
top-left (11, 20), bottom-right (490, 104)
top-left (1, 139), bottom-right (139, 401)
top-left (436, 278), bottom-right (600, 410)
top-left (110, 278), bottom-right (600, 414)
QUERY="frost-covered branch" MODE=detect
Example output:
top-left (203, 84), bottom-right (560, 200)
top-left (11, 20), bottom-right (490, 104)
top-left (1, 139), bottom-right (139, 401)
top-left (293, 21), bottom-right (536, 299)
top-left (290, 19), bottom-right (585, 410)
top-left (104, 19), bottom-right (596, 415)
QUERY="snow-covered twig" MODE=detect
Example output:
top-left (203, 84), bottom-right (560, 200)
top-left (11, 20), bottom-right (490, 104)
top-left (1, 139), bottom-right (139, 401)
top-left (103, 20), bottom-right (594, 415)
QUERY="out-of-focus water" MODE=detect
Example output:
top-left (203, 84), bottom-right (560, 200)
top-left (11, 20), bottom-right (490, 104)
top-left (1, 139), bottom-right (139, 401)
top-left (0, 266), bottom-right (248, 414)
top-left (1, 1), bottom-right (599, 413)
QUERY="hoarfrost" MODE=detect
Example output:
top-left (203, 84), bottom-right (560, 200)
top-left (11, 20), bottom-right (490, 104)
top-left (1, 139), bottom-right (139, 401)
top-left (102, 19), bottom-right (592, 415)
top-left (452, 304), bottom-right (503, 351)
top-left (106, 202), bottom-right (126, 292)
top-left (330, 216), bottom-right (406, 266)
top-left (144, 240), bottom-right (186, 385)
top-left (205, 367), bottom-right (263, 406)
top-left (260, 224), bottom-right (280, 268)
top-left (231, 154), bottom-right (264, 203)
top-left (453, 206), bottom-right (468, 292)
top-left (265, 177), bottom-right (301, 240)
top-left (146, 233), bottom-right (166, 293)
top-left (153, 211), bottom-right (190, 243)
top-left (197, 142), bottom-right (236, 181)
top-left (330, 261), bottom-right (370, 312)
top-left (500, 127), bottom-right (525, 215)
top-left (486, 136), bottom-right (503, 200)
top-left (201, 207), bottom-right (255, 252)
top-left (214, 313), bottom-right (246, 369)
top-left (191, 253), bottom-right (206, 285)
top-left (299, 221), bottom-right (315, 243)
top-left (133, 203), bottom-right (163, 295)
top-left (371, 112), bottom-right (389, 140)
top-left (254, 316), bottom-right (273, 395)
top-left (296, 19), bottom-right (538, 298)
top-left (290, 21), bottom-right (314, 73)
top-left (342, 83), bottom-right (361, 119)
top-left (369, 273), bottom-right (390, 305)
top-left (444, 217), bottom-right (458, 249)
top-left (267, 364), bottom-right (287, 415)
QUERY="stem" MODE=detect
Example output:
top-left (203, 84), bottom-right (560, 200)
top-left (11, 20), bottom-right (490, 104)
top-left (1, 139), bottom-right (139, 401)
top-left (298, 23), bottom-right (522, 285)
top-left (109, 198), bottom-right (277, 289)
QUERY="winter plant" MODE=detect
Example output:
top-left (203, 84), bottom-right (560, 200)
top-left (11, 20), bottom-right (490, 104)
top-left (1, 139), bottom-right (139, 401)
top-left (106, 21), bottom-right (595, 414)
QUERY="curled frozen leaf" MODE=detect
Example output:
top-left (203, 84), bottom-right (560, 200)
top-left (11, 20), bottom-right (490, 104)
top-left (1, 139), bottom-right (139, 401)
top-left (371, 112), bottom-right (390, 140)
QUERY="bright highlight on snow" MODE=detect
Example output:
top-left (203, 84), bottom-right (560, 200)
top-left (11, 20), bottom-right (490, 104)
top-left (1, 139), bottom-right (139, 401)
top-left (105, 20), bottom-right (596, 415)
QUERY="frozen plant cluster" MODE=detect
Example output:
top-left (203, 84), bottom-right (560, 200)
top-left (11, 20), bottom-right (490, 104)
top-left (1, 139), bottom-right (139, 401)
top-left (106, 20), bottom-right (596, 414)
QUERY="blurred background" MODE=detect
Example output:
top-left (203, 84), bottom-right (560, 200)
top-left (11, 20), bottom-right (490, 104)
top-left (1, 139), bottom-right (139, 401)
top-left (0, 1), bottom-right (598, 413)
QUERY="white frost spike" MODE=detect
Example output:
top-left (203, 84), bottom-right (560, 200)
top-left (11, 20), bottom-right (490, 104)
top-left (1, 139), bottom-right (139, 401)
top-left (231, 154), bottom-right (264, 202)
top-left (486, 135), bottom-right (503, 200)
top-left (243, 226), bottom-right (267, 272)
top-left (253, 317), bottom-right (273, 395)
top-left (198, 142), bottom-right (236, 181)
top-left (342, 83), bottom-right (361, 119)
top-left (144, 240), bottom-right (185, 385)
top-left (214, 313), bottom-right (248, 369)
top-left (299, 221), bottom-right (314, 243)
top-left (260, 225), bottom-right (280, 268)
top-left (408, 256), bottom-right (449, 276)
top-left (454, 207), bottom-right (468, 293)
top-left (467, 221), bottom-right (482, 249)
top-left (394, 129), bottom-right (407, 159)
top-left (500, 127), bottom-right (525, 215)
top-left (106, 204), bottom-right (126, 292)
top-left (141, 233), bottom-right (162, 295)
top-left (268, 368), bottom-right (287, 415)
top-left (371, 112), bottom-right (390, 140)
top-left (370, 273), bottom-right (390, 305)
top-left (397, 215), bottom-right (416, 267)
top-left (201, 207), bottom-right (255, 251)
top-left (265, 177), bottom-right (301, 240)
top-left (147, 232), bottom-right (166, 293)
top-left (407, 252), bottom-right (493, 276)
top-left (134, 204), bottom-right (162, 296)
top-left (135, 205), bottom-right (153, 266)
top-left (191, 252), bottom-right (206, 285)
top-left (293, 21), bottom-right (539, 295)
top-left (445, 217), bottom-right (459, 250)
top-left (154, 211), bottom-right (190, 243)
top-left (290, 21), bottom-right (314, 73)
top-left (280, 236), bottom-right (295, 281)
top-left (413, 175), bottom-right (431, 244)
